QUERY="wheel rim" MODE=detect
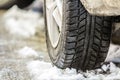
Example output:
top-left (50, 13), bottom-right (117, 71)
top-left (46, 0), bottom-right (63, 48)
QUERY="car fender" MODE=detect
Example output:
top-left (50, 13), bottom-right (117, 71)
top-left (80, 0), bottom-right (120, 16)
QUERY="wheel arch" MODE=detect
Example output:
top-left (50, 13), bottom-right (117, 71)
top-left (80, 0), bottom-right (120, 16)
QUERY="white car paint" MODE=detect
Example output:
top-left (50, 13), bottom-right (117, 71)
top-left (81, 0), bottom-right (120, 16)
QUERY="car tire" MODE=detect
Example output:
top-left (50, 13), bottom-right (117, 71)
top-left (44, 0), bottom-right (112, 71)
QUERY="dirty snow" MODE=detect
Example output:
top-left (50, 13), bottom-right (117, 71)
top-left (0, 68), bottom-right (28, 80)
top-left (3, 6), bottom-right (44, 38)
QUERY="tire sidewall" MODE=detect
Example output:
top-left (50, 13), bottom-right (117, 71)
top-left (44, 0), bottom-right (67, 67)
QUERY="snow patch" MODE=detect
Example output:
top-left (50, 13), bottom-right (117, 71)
top-left (27, 60), bottom-right (120, 80)
top-left (0, 68), bottom-right (17, 80)
top-left (27, 60), bottom-right (84, 80)
top-left (17, 46), bottom-right (41, 59)
top-left (3, 6), bottom-right (44, 38)
top-left (109, 62), bottom-right (117, 73)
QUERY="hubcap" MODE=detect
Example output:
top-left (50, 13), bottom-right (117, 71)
top-left (46, 0), bottom-right (63, 48)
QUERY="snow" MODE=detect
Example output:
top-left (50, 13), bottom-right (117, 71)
top-left (27, 60), bottom-right (84, 80)
top-left (0, 68), bottom-right (17, 80)
top-left (17, 46), bottom-right (42, 59)
top-left (24, 44), bottom-right (120, 80)
top-left (106, 44), bottom-right (120, 63)
top-left (26, 60), bottom-right (120, 80)
top-left (25, 44), bottom-right (120, 80)
top-left (3, 6), bottom-right (44, 38)
top-left (101, 64), bottom-right (109, 72)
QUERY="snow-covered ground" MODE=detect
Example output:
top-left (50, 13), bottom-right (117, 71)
top-left (1, 3), bottom-right (120, 80)
top-left (17, 45), bottom-right (120, 80)
top-left (26, 61), bottom-right (120, 80)
top-left (3, 6), bottom-right (44, 38)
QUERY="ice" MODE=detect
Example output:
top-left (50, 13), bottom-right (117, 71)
top-left (101, 64), bottom-right (109, 72)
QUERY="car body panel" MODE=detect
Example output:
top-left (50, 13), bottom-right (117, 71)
top-left (80, 0), bottom-right (120, 16)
